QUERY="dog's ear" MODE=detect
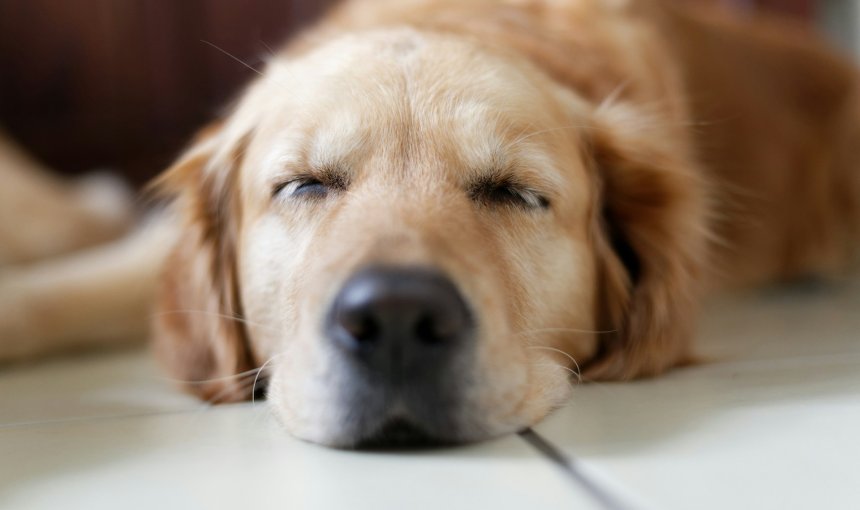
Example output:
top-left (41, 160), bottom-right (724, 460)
top-left (584, 103), bottom-right (709, 380)
top-left (151, 122), bottom-right (257, 402)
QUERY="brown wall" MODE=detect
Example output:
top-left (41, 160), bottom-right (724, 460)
top-left (0, 0), bottom-right (816, 186)
top-left (0, 0), bottom-right (338, 185)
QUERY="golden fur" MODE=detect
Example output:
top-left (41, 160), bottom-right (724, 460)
top-left (151, 0), bottom-right (859, 445)
top-left (1, 0), bottom-right (857, 446)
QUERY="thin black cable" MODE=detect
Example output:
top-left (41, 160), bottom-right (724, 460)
top-left (518, 428), bottom-right (638, 510)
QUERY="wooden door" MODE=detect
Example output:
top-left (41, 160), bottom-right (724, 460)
top-left (0, 0), bottom-right (338, 185)
top-left (0, 0), bottom-right (820, 185)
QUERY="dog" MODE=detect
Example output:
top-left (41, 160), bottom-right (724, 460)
top-left (1, 0), bottom-right (858, 447)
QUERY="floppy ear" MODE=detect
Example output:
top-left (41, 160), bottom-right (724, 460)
top-left (584, 103), bottom-right (710, 380)
top-left (151, 123), bottom-right (257, 402)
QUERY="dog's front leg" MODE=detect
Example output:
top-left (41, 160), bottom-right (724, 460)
top-left (0, 217), bottom-right (174, 362)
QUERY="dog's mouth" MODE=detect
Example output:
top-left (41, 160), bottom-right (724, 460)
top-left (354, 416), bottom-right (453, 450)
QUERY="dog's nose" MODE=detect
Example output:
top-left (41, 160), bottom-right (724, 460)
top-left (327, 267), bottom-right (473, 378)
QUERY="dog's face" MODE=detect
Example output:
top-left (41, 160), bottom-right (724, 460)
top-left (155, 29), bottom-right (705, 447)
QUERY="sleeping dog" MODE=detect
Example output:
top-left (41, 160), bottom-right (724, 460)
top-left (2, 0), bottom-right (858, 447)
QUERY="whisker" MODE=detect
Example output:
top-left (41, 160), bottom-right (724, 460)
top-left (505, 109), bottom-right (725, 152)
top-left (528, 346), bottom-right (583, 383)
top-left (200, 40), bottom-right (264, 76)
top-left (528, 345), bottom-right (581, 373)
top-left (197, 367), bottom-right (272, 409)
top-left (151, 309), bottom-right (280, 335)
top-left (514, 327), bottom-right (616, 336)
top-left (198, 379), bottom-right (252, 408)
top-left (595, 80), bottom-right (630, 113)
top-left (258, 39), bottom-right (278, 59)
top-left (533, 361), bottom-right (583, 385)
top-left (506, 124), bottom-right (590, 149)
top-left (252, 352), bottom-right (290, 407)
top-left (198, 39), bottom-right (311, 111)
top-left (163, 367), bottom-right (263, 386)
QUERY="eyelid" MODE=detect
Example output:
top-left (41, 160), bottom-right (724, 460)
top-left (271, 167), bottom-right (350, 201)
top-left (468, 176), bottom-right (551, 210)
top-left (272, 179), bottom-right (298, 197)
top-left (271, 175), bottom-right (320, 197)
top-left (510, 186), bottom-right (550, 209)
top-left (278, 179), bottom-right (310, 196)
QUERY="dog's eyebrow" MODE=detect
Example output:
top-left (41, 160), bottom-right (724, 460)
top-left (279, 162), bottom-right (349, 186)
top-left (467, 155), bottom-right (555, 192)
top-left (483, 143), bottom-right (569, 194)
top-left (468, 167), bottom-right (518, 188)
top-left (268, 157), bottom-right (350, 195)
top-left (467, 170), bottom-right (541, 193)
top-left (307, 114), bottom-right (368, 173)
top-left (311, 163), bottom-right (350, 188)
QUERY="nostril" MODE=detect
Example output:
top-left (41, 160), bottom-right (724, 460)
top-left (413, 313), bottom-right (461, 345)
top-left (338, 310), bottom-right (380, 346)
top-left (414, 314), bottom-right (442, 345)
top-left (327, 266), bottom-right (473, 359)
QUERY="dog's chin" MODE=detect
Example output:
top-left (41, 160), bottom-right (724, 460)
top-left (270, 379), bottom-right (570, 449)
top-left (353, 417), bottom-right (456, 450)
top-left (336, 416), bottom-right (504, 450)
top-left (274, 395), bottom-right (505, 449)
top-left (269, 351), bottom-right (572, 449)
top-left (280, 415), bottom-right (466, 450)
top-left (329, 404), bottom-right (472, 449)
top-left (284, 403), bottom-right (537, 449)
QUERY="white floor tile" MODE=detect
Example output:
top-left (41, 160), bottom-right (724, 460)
top-left (0, 348), bottom-right (199, 426)
top-left (4, 279), bottom-right (857, 509)
top-left (1, 405), bottom-right (598, 510)
top-left (0, 341), bottom-right (626, 509)
top-left (534, 278), bottom-right (860, 510)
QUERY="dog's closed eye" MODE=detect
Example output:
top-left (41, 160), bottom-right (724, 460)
top-left (273, 170), bottom-right (349, 201)
top-left (275, 177), bottom-right (329, 199)
top-left (468, 175), bottom-right (550, 210)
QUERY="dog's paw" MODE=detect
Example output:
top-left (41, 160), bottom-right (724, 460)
top-left (72, 171), bottom-right (135, 236)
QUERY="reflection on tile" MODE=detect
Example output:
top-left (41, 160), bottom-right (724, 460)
top-left (3, 279), bottom-right (858, 510)
top-left (535, 278), bottom-right (860, 510)
top-left (1, 405), bottom-right (597, 510)
top-left (0, 348), bottom-right (199, 426)
top-left (699, 277), bottom-right (860, 361)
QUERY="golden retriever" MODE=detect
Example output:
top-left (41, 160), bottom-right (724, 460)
top-left (2, 0), bottom-right (858, 447)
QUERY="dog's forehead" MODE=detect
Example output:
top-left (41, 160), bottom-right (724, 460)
top-left (268, 33), bottom-right (562, 141)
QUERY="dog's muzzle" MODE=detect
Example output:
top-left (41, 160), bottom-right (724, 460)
top-left (325, 265), bottom-right (475, 447)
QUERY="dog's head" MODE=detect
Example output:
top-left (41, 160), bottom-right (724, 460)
top-left (154, 28), bottom-right (706, 447)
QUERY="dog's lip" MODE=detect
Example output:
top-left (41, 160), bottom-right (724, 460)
top-left (353, 416), bottom-right (453, 450)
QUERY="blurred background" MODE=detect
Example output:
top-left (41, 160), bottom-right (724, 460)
top-left (0, 0), bottom-right (857, 187)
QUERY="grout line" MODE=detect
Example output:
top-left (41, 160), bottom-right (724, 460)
top-left (518, 428), bottom-right (638, 510)
top-left (0, 408), bottom-right (201, 430)
top-left (0, 400), bottom-right (252, 430)
top-left (691, 352), bottom-right (860, 371)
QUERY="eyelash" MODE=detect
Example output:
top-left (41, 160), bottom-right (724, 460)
top-left (273, 175), bottom-right (341, 200)
top-left (468, 181), bottom-right (550, 210)
top-left (274, 175), bottom-right (550, 210)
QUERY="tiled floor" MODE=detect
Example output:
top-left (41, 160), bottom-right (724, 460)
top-left (2, 278), bottom-right (859, 510)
